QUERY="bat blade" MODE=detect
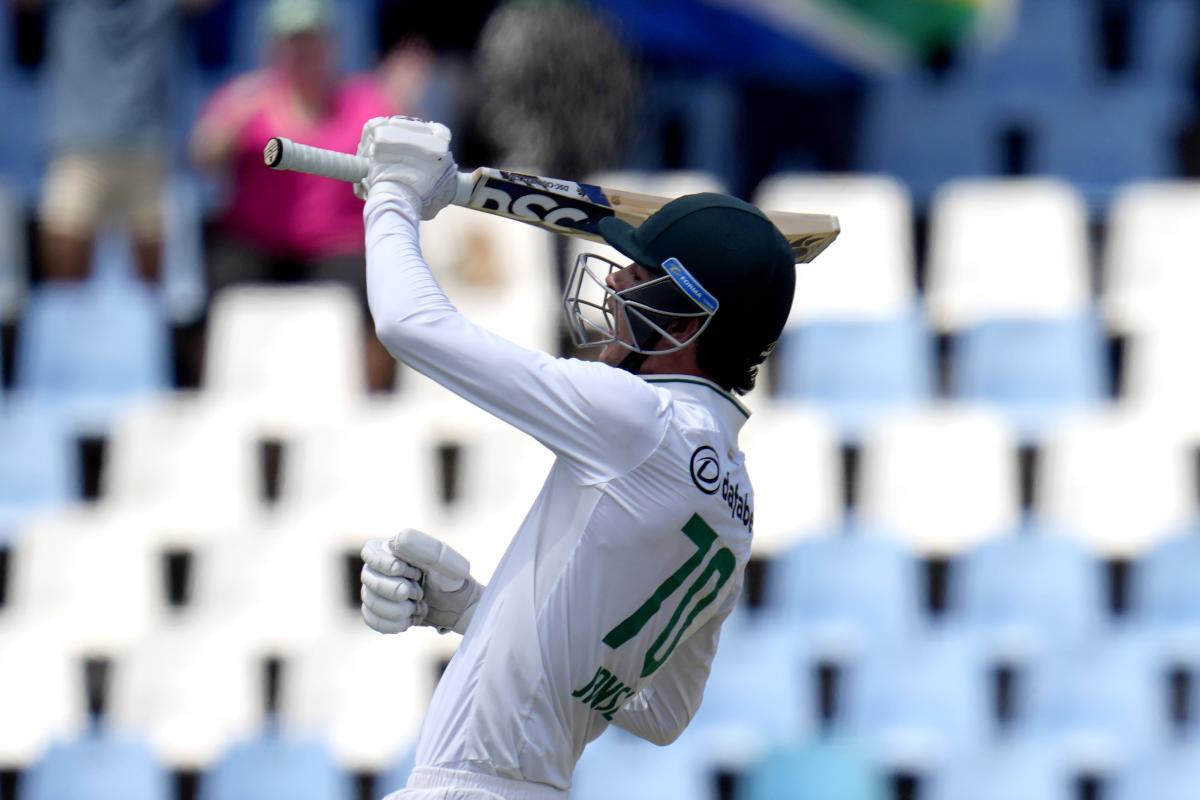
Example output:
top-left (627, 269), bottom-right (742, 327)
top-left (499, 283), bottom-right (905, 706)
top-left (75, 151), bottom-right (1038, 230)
top-left (458, 168), bottom-right (840, 264)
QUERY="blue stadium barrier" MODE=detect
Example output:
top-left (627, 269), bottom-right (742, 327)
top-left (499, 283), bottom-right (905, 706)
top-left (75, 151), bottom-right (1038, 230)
top-left (927, 736), bottom-right (1071, 800)
top-left (766, 528), bottom-right (923, 657)
top-left (736, 738), bottom-right (888, 800)
top-left (198, 735), bottom-right (353, 800)
top-left (14, 278), bottom-right (171, 434)
top-left (23, 732), bottom-right (171, 800)
top-left (841, 626), bottom-right (992, 769)
top-left (0, 405), bottom-right (78, 544)
top-left (774, 311), bottom-right (935, 441)
top-left (950, 314), bottom-right (1107, 440)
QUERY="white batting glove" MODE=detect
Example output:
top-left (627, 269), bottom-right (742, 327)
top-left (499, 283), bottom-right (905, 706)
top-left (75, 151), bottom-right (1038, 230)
top-left (354, 116), bottom-right (458, 220)
top-left (360, 528), bottom-right (484, 636)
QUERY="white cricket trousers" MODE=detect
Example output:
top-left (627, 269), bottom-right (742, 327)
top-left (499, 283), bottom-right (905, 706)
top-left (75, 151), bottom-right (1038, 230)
top-left (383, 767), bottom-right (569, 800)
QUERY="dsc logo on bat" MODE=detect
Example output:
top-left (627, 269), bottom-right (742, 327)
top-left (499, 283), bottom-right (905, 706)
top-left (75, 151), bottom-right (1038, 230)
top-left (470, 173), bottom-right (613, 233)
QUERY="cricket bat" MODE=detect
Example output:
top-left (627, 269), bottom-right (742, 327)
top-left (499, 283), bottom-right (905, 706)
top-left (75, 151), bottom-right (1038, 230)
top-left (263, 137), bottom-right (839, 263)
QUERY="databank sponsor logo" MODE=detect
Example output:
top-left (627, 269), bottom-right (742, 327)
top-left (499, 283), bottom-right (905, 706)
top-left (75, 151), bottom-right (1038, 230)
top-left (688, 445), bottom-right (752, 532)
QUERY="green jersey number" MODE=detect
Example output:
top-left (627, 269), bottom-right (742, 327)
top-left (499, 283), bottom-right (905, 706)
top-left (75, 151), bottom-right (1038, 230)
top-left (602, 513), bottom-right (735, 678)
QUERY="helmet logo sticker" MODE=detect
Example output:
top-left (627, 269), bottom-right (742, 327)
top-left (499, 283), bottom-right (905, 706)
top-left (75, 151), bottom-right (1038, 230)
top-left (662, 257), bottom-right (719, 314)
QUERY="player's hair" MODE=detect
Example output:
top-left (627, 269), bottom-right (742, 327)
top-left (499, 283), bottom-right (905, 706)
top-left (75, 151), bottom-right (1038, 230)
top-left (696, 333), bottom-right (758, 395)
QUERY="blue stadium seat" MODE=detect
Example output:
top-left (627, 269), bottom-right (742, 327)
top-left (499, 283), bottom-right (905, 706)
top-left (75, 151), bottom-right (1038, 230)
top-left (841, 627), bottom-right (992, 769)
top-left (766, 527), bottom-right (923, 656)
top-left (927, 736), bottom-right (1071, 800)
top-left (1132, 526), bottom-right (1200, 630)
top-left (1023, 630), bottom-right (1170, 771)
top-left (14, 279), bottom-right (171, 434)
top-left (947, 526), bottom-right (1105, 662)
top-left (688, 617), bottom-right (816, 747)
top-left (23, 732), bottom-right (171, 800)
top-left (199, 735), bottom-right (353, 800)
top-left (0, 406), bottom-right (78, 544)
top-left (774, 311), bottom-right (934, 440)
top-left (950, 314), bottom-right (1107, 440)
top-left (572, 726), bottom-right (713, 800)
top-left (737, 738), bottom-right (888, 800)
top-left (1113, 740), bottom-right (1200, 800)
top-left (374, 745), bottom-right (415, 799)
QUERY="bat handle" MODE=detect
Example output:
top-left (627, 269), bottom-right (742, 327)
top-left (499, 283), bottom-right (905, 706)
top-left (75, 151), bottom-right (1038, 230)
top-left (264, 136), bottom-right (477, 207)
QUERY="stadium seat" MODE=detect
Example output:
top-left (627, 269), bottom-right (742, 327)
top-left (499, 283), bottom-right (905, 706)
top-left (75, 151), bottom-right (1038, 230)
top-left (1124, 308), bottom-right (1200, 438)
top-left (688, 618), bottom-right (816, 748)
top-left (737, 738), bottom-right (888, 800)
top-left (949, 314), bottom-right (1107, 439)
top-left (101, 394), bottom-right (260, 547)
top-left (109, 616), bottom-right (262, 768)
top-left (198, 735), bottom-right (352, 800)
top-left (159, 175), bottom-right (208, 324)
top-left (0, 177), bottom-right (25, 322)
top-left (1131, 527), bottom-right (1200, 635)
top-left (0, 617), bottom-right (86, 766)
top-left (925, 179), bottom-right (1090, 332)
top-left (9, 508), bottom-right (162, 655)
top-left (1112, 739), bottom-right (1200, 800)
top-left (766, 527), bottom-right (922, 657)
top-left (857, 404), bottom-right (1019, 555)
top-left (753, 174), bottom-right (915, 322)
top-left (374, 746), bottom-right (415, 800)
top-left (737, 401), bottom-right (841, 555)
top-left (0, 405), bottom-right (78, 544)
top-left (774, 310), bottom-right (935, 440)
top-left (1103, 181), bottom-right (1200, 334)
top-left (1023, 630), bottom-right (1170, 771)
top-left (14, 279), bottom-right (171, 434)
top-left (204, 284), bottom-right (367, 437)
top-left (188, 521), bottom-right (344, 657)
top-left (279, 622), bottom-right (450, 770)
top-left (841, 627), bottom-right (992, 769)
top-left (1036, 408), bottom-right (1194, 556)
top-left (572, 726), bottom-right (713, 800)
top-left (24, 732), bottom-right (171, 800)
top-left (947, 525), bottom-right (1105, 662)
top-left (1132, 0), bottom-right (1197, 87)
top-left (927, 736), bottom-right (1071, 800)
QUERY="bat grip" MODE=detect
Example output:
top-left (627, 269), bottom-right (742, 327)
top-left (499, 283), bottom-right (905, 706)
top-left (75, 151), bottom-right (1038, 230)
top-left (264, 137), bottom-right (476, 205)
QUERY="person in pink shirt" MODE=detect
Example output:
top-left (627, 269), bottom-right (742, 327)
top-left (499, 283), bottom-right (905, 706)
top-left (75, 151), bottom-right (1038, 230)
top-left (191, 0), bottom-right (430, 391)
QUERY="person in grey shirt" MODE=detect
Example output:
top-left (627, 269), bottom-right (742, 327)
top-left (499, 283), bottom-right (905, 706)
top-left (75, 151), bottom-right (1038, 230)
top-left (16, 0), bottom-right (213, 283)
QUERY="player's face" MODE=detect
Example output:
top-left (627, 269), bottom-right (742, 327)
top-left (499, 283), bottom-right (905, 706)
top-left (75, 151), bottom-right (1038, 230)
top-left (599, 263), bottom-right (654, 366)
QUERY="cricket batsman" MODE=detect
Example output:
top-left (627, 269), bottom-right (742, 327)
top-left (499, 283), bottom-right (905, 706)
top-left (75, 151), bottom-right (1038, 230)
top-left (355, 116), bottom-right (796, 799)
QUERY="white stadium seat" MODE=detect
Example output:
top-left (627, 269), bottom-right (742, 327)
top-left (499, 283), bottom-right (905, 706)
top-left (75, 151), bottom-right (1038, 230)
top-left (9, 508), bottom-right (162, 656)
top-left (102, 393), bottom-right (261, 547)
top-left (188, 520), bottom-right (346, 657)
top-left (1037, 408), bottom-right (1194, 557)
top-left (858, 405), bottom-right (1020, 555)
top-left (0, 617), bottom-right (86, 766)
top-left (926, 178), bottom-right (1091, 330)
top-left (280, 621), bottom-right (452, 770)
top-left (1124, 308), bottom-right (1200, 439)
top-left (1103, 181), bottom-right (1200, 334)
top-left (738, 401), bottom-right (842, 555)
top-left (204, 284), bottom-right (367, 437)
top-left (108, 616), bottom-right (262, 769)
top-left (754, 173), bottom-right (915, 323)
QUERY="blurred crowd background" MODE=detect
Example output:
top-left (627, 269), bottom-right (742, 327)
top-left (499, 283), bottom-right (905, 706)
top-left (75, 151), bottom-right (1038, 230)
top-left (2, 0), bottom-right (1200, 799)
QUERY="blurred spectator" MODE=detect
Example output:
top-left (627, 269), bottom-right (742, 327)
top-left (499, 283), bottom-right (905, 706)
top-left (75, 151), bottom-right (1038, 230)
top-left (190, 0), bottom-right (431, 392)
top-left (18, 0), bottom-right (214, 284)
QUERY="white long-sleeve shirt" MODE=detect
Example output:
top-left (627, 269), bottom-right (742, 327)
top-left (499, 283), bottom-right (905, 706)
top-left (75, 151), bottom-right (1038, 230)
top-left (364, 192), bottom-right (757, 794)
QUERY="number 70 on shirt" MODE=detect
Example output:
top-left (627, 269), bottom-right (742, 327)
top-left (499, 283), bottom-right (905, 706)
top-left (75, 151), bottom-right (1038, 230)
top-left (602, 513), bottom-right (735, 680)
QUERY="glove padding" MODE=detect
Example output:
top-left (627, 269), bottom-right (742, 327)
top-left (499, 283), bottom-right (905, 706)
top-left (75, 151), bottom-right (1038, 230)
top-left (354, 116), bottom-right (458, 220)
top-left (360, 528), bottom-right (483, 636)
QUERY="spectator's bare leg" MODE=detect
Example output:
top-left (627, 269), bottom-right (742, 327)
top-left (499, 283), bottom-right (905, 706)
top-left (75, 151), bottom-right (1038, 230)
top-left (133, 237), bottom-right (163, 284)
top-left (40, 231), bottom-right (92, 282)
